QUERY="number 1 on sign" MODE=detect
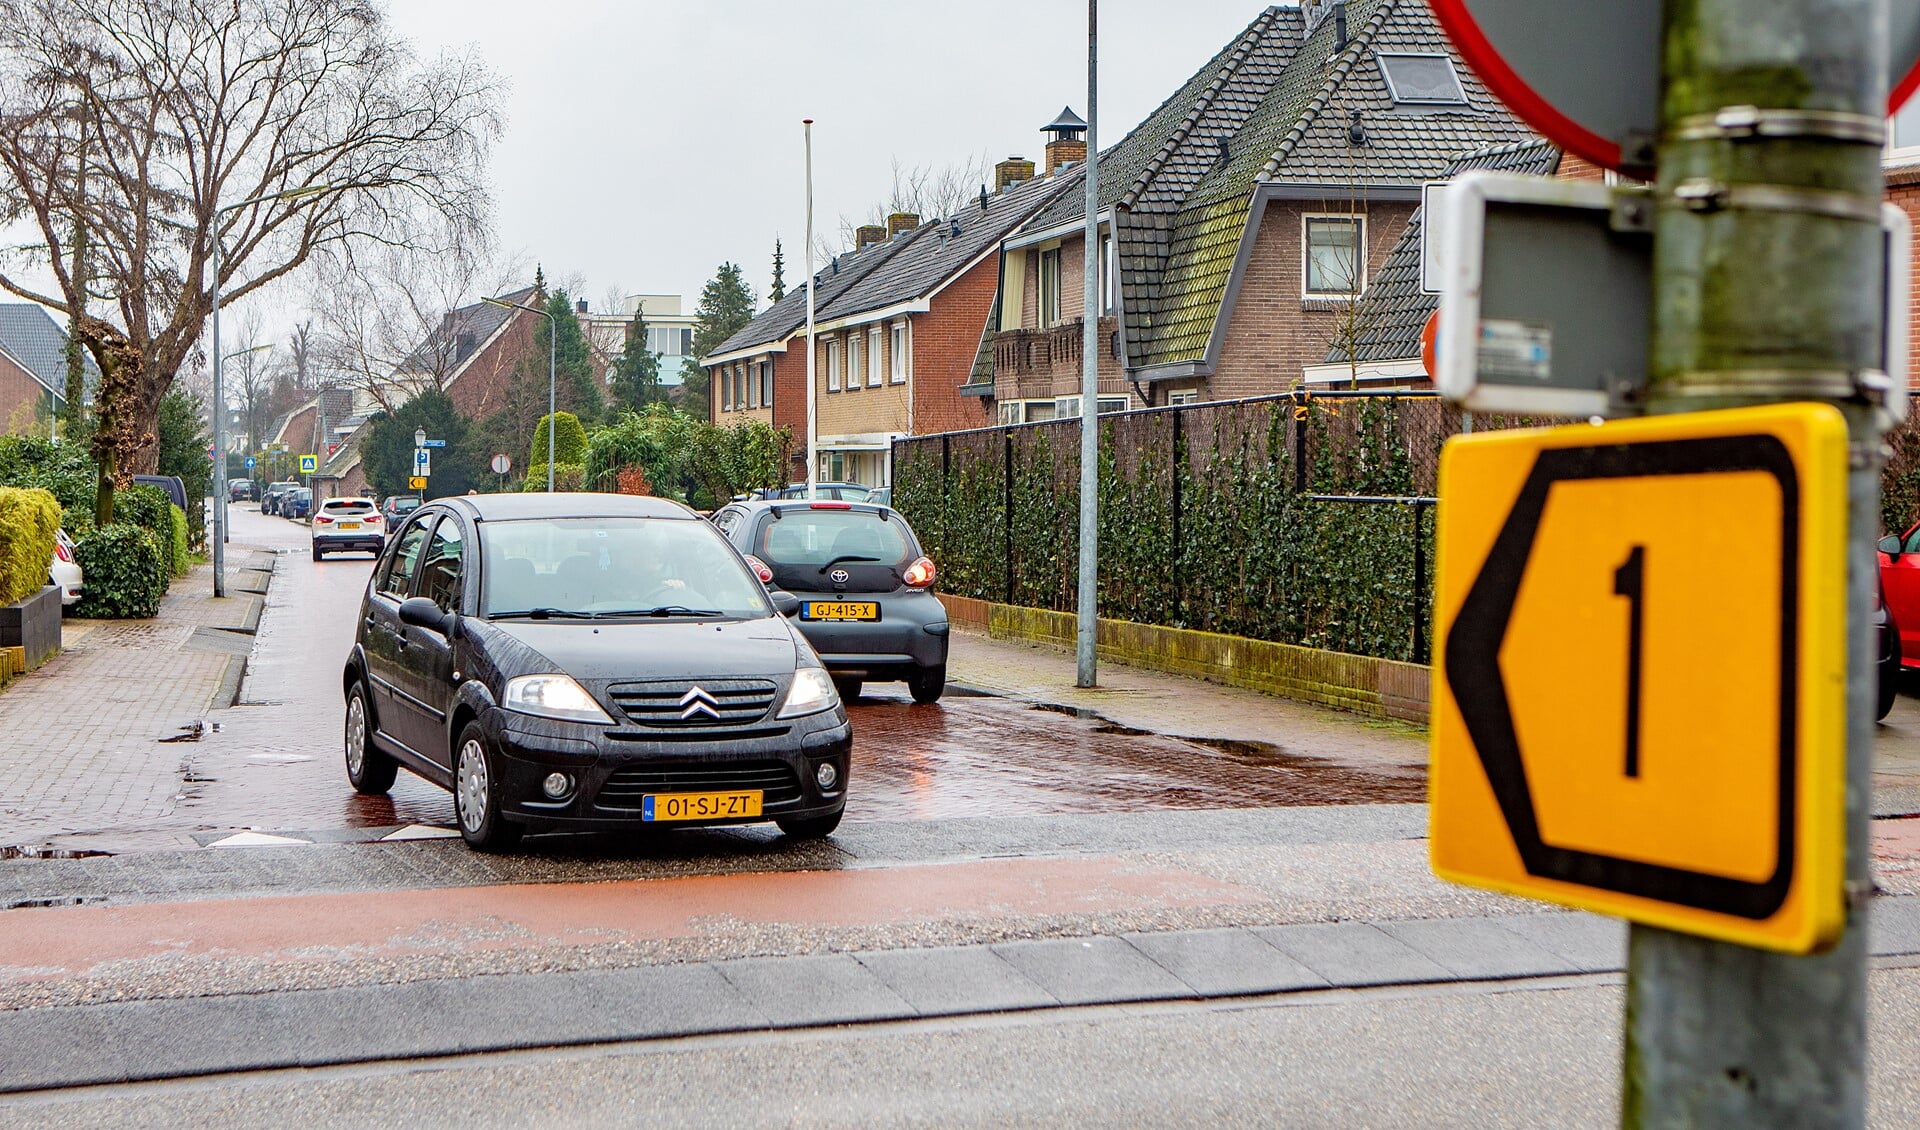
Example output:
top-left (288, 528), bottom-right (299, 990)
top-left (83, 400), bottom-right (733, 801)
top-left (1613, 545), bottom-right (1646, 779)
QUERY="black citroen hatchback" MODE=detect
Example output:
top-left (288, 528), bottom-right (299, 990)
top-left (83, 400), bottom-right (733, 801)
top-left (342, 493), bottom-right (852, 850)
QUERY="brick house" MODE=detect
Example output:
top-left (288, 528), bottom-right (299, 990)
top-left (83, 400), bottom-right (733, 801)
top-left (702, 172), bottom-right (1071, 486)
top-left (1887, 153), bottom-right (1920, 389)
top-left (0, 304), bottom-right (98, 434)
top-left (985, 0), bottom-right (1532, 414)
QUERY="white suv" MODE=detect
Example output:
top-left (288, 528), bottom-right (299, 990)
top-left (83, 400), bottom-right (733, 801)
top-left (311, 497), bottom-right (386, 560)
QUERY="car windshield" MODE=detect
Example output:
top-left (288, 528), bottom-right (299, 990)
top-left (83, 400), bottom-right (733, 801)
top-left (481, 516), bottom-right (769, 619)
top-left (755, 509), bottom-right (912, 569)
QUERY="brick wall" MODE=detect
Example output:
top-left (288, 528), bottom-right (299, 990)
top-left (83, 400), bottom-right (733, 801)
top-left (273, 403), bottom-right (319, 455)
top-left (913, 257), bottom-right (997, 434)
top-left (1210, 198), bottom-right (1414, 400)
top-left (0, 352), bottom-right (49, 434)
top-left (1891, 179), bottom-right (1920, 388)
top-left (447, 312), bottom-right (537, 421)
top-left (1555, 152), bottom-right (1609, 181)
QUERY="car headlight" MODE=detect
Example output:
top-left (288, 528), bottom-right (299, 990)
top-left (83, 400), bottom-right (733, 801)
top-left (503, 674), bottom-right (614, 725)
top-left (778, 667), bottom-right (839, 719)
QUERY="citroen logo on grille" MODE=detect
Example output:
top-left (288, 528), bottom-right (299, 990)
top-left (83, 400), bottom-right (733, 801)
top-left (830, 569), bottom-right (850, 584)
top-left (678, 686), bottom-right (721, 720)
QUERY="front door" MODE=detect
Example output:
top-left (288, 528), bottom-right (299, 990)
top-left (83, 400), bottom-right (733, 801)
top-left (391, 516), bottom-right (465, 768)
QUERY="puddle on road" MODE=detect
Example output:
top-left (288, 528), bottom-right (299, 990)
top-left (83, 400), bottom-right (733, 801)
top-left (0, 846), bottom-right (111, 861)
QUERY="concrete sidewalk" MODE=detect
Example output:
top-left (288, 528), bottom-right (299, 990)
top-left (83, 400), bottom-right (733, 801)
top-left (0, 548), bottom-right (273, 855)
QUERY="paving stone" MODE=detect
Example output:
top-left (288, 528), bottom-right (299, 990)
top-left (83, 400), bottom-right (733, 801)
top-left (282, 981), bottom-right (475, 1067)
top-left (1122, 927), bottom-right (1330, 997)
top-left (715, 953), bottom-right (915, 1027)
top-left (1253, 921), bottom-right (1453, 987)
top-left (855, 945), bottom-right (1058, 1015)
top-left (990, 936), bottom-right (1194, 1005)
top-left (1873, 895), bottom-right (1920, 956)
top-left (575, 964), bottom-right (773, 1039)
top-left (1492, 913), bottom-right (1627, 973)
top-left (95, 995), bottom-right (306, 1084)
top-left (1376, 917), bottom-right (1575, 980)
top-left (0, 1002), bottom-right (124, 1092)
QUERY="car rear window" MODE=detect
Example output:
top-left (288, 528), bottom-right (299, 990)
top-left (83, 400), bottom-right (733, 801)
top-left (322, 499), bottom-right (374, 514)
top-left (754, 509), bottom-right (916, 593)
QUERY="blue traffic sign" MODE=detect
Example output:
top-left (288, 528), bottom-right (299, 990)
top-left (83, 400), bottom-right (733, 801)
top-left (421, 439), bottom-right (447, 448)
top-left (244, 456), bottom-right (256, 470)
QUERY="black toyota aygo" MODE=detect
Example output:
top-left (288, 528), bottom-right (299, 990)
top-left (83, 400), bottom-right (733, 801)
top-left (342, 493), bottom-right (852, 851)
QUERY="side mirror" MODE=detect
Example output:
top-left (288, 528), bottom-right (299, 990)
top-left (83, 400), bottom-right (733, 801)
top-left (771, 591), bottom-right (801, 617)
top-left (399, 596), bottom-right (452, 635)
top-left (1881, 535), bottom-right (1904, 559)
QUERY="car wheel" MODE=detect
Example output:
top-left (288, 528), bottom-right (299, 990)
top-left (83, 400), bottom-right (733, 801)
top-left (1879, 665), bottom-right (1900, 722)
top-left (454, 723), bottom-right (522, 852)
top-left (833, 678), bottom-right (862, 703)
top-left (311, 543), bottom-right (324, 561)
top-left (343, 683), bottom-right (399, 794)
top-left (776, 810), bottom-right (842, 839)
top-left (907, 666), bottom-right (945, 705)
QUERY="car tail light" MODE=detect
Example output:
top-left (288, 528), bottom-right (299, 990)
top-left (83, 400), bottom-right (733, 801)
top-left (366, 513), bottom-right (381, 523)
top-left (744, 554), bottom-right (774, 584)
top-left (902, 556), bottom-right (936, 587)
top-left (809, 501), bottom-right (852, 510)
top-left (54, 542), bottom-right (72, 563)
top-left (316, 515), bottom-right (333, 524)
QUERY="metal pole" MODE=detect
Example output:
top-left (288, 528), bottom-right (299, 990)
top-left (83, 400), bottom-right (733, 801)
top-left (1624, 0), bottom-right (1883, 1123)
top-left (804, 118), bottom-right (818, 502)
top-left (211, 223), bottom-right (226, 598)
top-left (1075, 0), bottom-right (1100, 687)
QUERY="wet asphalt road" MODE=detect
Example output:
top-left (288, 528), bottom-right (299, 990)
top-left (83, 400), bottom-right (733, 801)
top-left (191, 503), bottom-right (1423, 842)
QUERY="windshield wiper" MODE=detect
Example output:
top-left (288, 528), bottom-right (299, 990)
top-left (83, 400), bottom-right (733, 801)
top-left (590, 606), bottom-right (724, 618)
top-left (818, 554), bottom-right (880, 573)
top-left (489, 608), bottom-right (594, 620)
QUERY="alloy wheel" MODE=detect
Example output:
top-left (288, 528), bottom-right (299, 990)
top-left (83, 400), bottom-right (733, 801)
top-left (345, 694), bottom-right (366, 776)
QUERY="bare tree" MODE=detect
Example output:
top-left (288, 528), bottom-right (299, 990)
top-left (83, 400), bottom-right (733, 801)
top-left (0, 0), bottom-right (502, 520)
top-left (308, 238), bottom-right (527, 414)
top-left (817, 151), bottom-right (994, 261)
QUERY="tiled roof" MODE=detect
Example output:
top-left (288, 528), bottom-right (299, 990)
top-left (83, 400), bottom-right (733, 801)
top-left (1325, 137), bottom-right (1561, 366)
top-left (1009, 0), bottom-right (1534, 373)
top-left (708, 173), bottom-right (1074, 362)
top-left (0, 304), bottom-right (100, 402)
top-left (399, 284), bottom-right (540, 374)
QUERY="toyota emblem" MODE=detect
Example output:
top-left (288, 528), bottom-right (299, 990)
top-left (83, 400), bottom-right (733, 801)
top-left (830, 568), bottom-right (850, 584)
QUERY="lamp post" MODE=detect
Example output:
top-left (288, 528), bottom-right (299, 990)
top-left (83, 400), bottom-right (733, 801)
top-left (211, 185), bottom-right (329, 597)
top-left (483, 295), bottom-right (556, 492)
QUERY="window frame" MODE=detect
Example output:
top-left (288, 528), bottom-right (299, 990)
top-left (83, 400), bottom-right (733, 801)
top-left (826, 336), bottom-right (841, 392)
top-left (760, 359), bottom-right (774, 408)
top-left (1303, 213), bottom-right (1367, 298)
top-left (867, 326), bottom-right (883, 387)
top-left (845, 333), bottom-right (862, 393)
top-left (889, 322), bottom-right (909, 383)
top-left (1038, 246), bottom-right (1063, 327)
top-left (376, 512), bottom-right (436, 601)
top-left (1377, 52), bottom-right (1468, 106)
top-left (418, 515), bottom-right (465, 615)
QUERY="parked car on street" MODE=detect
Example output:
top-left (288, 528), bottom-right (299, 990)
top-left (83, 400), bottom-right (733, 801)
top-left (133, 474), bottom-right (186, 512)
top-left (229, 478), bottom-right (258, 502)
top-left (284, 487), bottom-right (312, 520)
top-left (48, 528), bottom-right (82, 607)
top-left (342, 493), bottom-right (851, 850)
top-left (1879, 581), bottom-right (1901, 721)
top-left (261, 481), bottom-right (301, 515)
top-left (708, 498), bottom-right (948, 703)
top-left (381, 495), bottom-right (422, 531)
top-left (311, 496), bottom-right (386, 560)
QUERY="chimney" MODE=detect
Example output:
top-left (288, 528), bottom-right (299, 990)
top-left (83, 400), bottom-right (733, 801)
top-left (856, 224), bottom-right (887, 249)
top-left (1334, 1), bottom-right (1348, 50)
top-left (1041, 106), bottom-right (1089, 173)
top-left (576, 298), bottom-right (589, 315)
top-left (995, 156), bottom-right (1036, 192)
top-left (886, 212), bottom-right (920, 238)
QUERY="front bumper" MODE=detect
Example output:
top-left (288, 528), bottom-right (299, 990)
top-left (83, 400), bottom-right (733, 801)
top-left (480, 705), bottom-right (852, 831)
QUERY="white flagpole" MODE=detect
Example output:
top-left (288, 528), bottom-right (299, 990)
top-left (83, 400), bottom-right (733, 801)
top-left (804, 119), bottom-right (818, 502)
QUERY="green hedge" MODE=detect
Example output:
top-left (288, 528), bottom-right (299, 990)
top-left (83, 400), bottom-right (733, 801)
top-left (71, 524), bottom-right (170, 619)
top-left (522, 463), bottom-right (586, 492)
top-left (531, 412), bottom-right (589, 468)
top-left (0, 486), bottom-right (61, 606)
top-left (0, 435), bottom-right (95, 515)
top-left (168, 505), bottom-right (190, 578)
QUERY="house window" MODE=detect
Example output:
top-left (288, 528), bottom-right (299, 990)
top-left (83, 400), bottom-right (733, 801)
top-left (1378, 54), bottom-right (1466, 106)
top-left (1168, 390), bottom-right (1200, 407)
top-left (867, 326), bottom-right (883, 386)
top-left (760, 360), bottom-right (773, 407)
top-left (744, 363), bottom-right (757, 409)
top-left (827, 337), bottom-right (841, 391)
top-left (1025, 401), bottom-right (1056, 423)
top-left (846, 334), bottom-right (862, 393)
top-left (1893, 100), bottom-right (1920, 156)
top-left (1055, 396), bottom-right (1129, 418)
top-left (1039, 247), bottom-right (1063, 326)
top-left (890, 323), bottom-right (908, 383)
top-left (998, 402), bottom-right (1024, 426)
top-left (720, 366), bottom-right (732, 411)
top-left (1304, 215), bottom-right (1365, 296)
top-left (1100, 234), bottom-right (1116, 314)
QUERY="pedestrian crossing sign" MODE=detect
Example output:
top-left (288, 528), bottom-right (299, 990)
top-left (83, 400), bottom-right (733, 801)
top-left (299, 454), bottom-right (317, 473)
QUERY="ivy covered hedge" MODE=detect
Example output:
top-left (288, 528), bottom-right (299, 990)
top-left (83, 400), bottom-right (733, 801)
top-left (892, 395), bottom-right (1449, 664)
top-left (72, 524), bottom-right (170, 619)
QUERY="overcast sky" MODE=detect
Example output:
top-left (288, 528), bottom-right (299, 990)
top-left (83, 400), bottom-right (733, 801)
top-left (381, 0), bottom-right (1278, 313)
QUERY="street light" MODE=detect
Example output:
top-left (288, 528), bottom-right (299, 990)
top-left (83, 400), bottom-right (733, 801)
top-left (482, 295), bottom-right (556, 492)
top-left (211, 183), bottom-right (331, 597)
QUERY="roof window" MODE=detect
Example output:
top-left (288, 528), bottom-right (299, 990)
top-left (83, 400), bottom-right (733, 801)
top-left (1379, 53), bottom-right (1466, 106)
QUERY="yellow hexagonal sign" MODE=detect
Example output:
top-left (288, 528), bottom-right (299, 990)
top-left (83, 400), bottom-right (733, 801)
top-left (1430, 403), bottom-right (1848, 953)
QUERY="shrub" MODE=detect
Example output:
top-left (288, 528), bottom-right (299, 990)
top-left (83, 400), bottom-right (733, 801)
top-left (168, 505), bottom-right (190, 577)
top-left (71, 523), bottom-right (170, 619)
top-left (530, 412), bottom-right (588, 469)
top-left (117, 484), bottom-right (174, 557)
top-left (0, 435), bottom-right (96, 515)
top-left (0, 486), bottom-right (61, 605)
top-left (522, 463), bottom-right (586, 492)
